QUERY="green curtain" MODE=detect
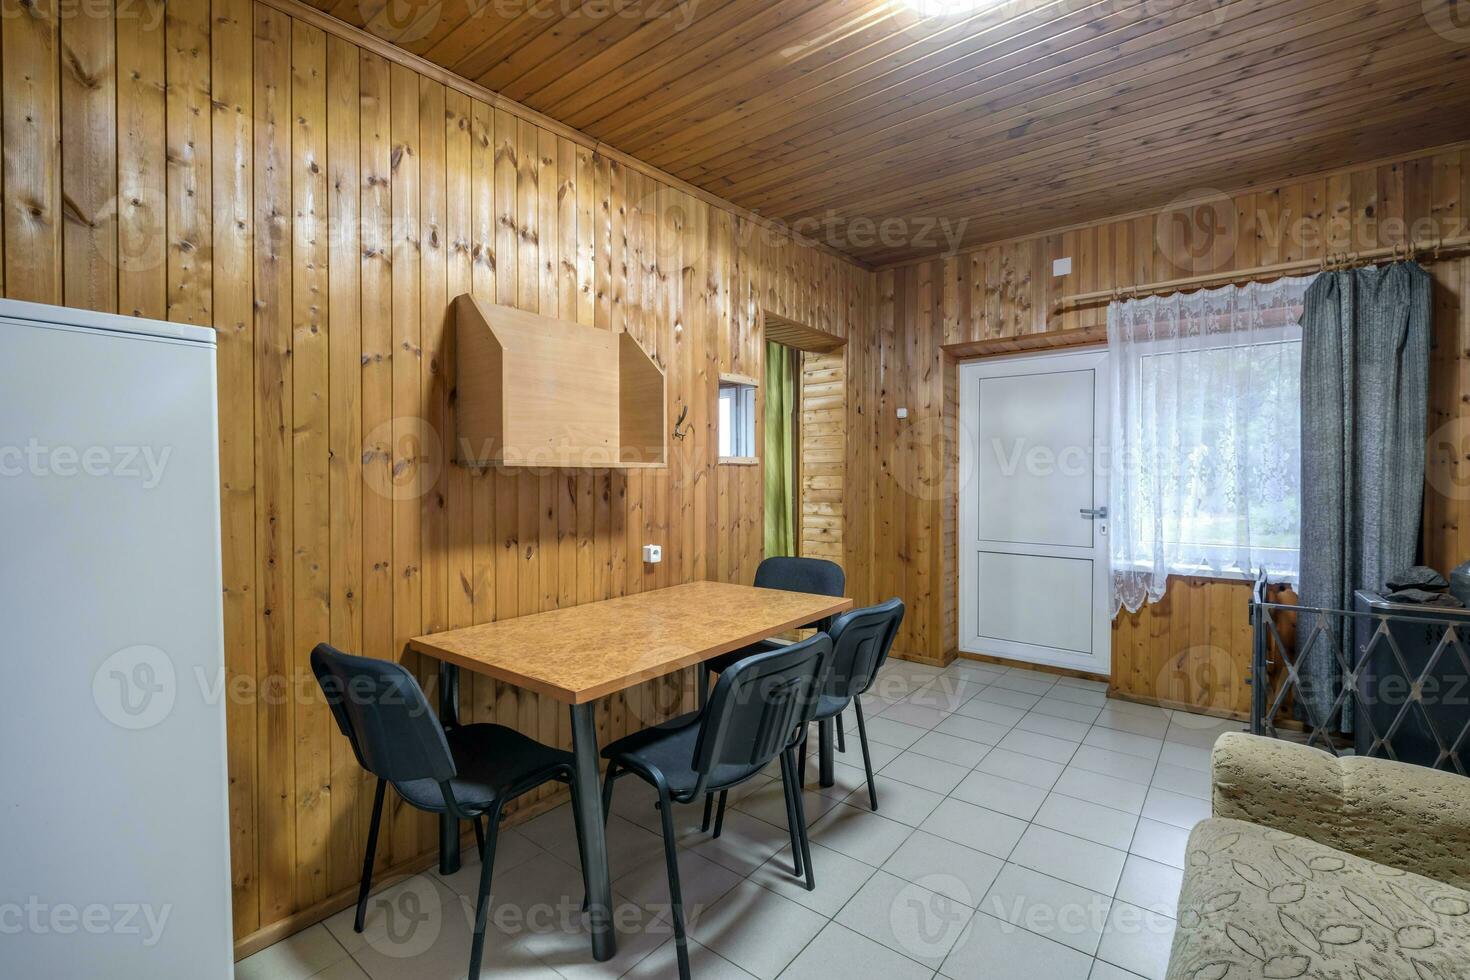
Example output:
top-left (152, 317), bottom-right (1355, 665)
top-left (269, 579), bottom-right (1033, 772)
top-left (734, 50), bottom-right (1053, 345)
top-left (764, 341), bottom-right (796, 557)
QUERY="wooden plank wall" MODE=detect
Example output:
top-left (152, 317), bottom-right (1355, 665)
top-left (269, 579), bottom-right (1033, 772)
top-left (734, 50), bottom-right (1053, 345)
top-left (798, 349), bottom-right (845, 563)
top-left (866, 144), bottom-right (1470, 712)
top-left (0, 0), bottom-right (872, 950)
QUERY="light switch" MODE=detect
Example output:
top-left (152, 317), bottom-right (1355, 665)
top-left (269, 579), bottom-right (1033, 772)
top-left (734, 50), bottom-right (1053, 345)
top-left (896, 407), bottom-right (909, 420)
top-left (1053, 256), bottom-right (1073, 277)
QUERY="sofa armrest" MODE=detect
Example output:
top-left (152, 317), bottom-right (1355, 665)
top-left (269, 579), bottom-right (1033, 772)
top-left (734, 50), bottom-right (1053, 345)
top-left (1211, 732), bottom-right (1470, 889)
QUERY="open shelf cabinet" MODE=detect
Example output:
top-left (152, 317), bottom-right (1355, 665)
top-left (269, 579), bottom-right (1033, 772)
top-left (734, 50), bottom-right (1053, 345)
top-left (453, 294), bottom-right (667, 469)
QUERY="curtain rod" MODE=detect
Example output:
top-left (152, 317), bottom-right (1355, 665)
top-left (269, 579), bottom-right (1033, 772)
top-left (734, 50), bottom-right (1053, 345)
top-left (1054, 235), bottom-right (1470, 311)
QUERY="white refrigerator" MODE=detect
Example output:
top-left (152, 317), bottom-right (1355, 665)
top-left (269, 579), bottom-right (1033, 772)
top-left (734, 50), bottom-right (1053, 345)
top-left (0, 298), bottom-right (234, 978)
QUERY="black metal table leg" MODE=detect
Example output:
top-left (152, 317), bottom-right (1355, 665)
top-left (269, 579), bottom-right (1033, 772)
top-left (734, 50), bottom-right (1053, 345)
top-left (437, 659), bottom-right (462, 876)
top-left (570, 702), bottom-right (617, 961)
top-left (818, 716), bottom-right (835, 788)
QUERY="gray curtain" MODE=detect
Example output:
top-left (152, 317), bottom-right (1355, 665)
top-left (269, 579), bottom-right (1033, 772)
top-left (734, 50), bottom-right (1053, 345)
top-left (1297, 261), bottom-right (1431, 730)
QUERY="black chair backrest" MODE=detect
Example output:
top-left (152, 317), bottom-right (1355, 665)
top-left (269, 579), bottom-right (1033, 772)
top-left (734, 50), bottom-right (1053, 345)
top-left (824, 599), bottom-right (905, 700)
top-left (310, 643), bottom-right (456, 785)
top-left (753, 556), bottom-right (845, 598)
top-left (691, 633), bottom-right (832, 797)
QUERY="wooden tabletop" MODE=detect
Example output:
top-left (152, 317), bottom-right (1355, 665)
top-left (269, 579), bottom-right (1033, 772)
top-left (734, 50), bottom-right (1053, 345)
top-left (408, 581), bottom-right (853, 704)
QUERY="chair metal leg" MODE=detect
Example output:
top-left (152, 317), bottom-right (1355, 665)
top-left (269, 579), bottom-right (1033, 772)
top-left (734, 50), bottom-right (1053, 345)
top-left (835, 712), bottom-right (846, 754)
top-left (798, 732), bottom-right (808, 789)
top-left (437, 660), bottom-right (462, 875)
top-left (354, 778), bottom-right (387, 933)
top-left (819, 717), bottom-right (835, 787)
top-left (778, 751), bottom-right (804, 879)
top-left (785, 748), bottom-right (816, 891)
top-left (655, 784), bottom-right (692, 980)
top-left (854, 699), bottom-right (878, 811)
top-left (712, 790), bottom-right (728, 838)
top-left (700, 792), bottom-right (714, 832)
top-left (467, 803), bottom-right (502, 980)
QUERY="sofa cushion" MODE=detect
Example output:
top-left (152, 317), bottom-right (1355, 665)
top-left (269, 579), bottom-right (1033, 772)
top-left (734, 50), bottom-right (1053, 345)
top-left (1211, 732), bottom-right (1470, 891)
top-left (1166, 817), bottom-right (1470, 980)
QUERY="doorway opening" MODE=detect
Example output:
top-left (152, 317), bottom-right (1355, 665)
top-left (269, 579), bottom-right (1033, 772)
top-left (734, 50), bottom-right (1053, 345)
top-left (759, 311), bottom-right (849, 566)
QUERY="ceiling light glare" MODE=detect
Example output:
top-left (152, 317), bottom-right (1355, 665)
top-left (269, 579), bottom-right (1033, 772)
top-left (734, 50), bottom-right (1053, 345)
top-left (898, 0), bottom-right (997, 17)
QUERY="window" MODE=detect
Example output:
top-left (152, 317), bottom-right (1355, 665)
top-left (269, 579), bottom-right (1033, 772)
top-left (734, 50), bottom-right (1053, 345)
top-left (1109, 276), bottom-right (1313, 614)
top-left (718, 378), bottom-right (757, 460)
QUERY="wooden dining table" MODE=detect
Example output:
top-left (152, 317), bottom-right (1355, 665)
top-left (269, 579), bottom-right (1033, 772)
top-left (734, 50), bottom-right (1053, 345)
top-left (408, 579), bottom-right (853, 961)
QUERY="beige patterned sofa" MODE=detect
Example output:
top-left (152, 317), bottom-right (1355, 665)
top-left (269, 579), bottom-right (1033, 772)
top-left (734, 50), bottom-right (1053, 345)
top-left (1165, 732), bottom-right (1470, 980)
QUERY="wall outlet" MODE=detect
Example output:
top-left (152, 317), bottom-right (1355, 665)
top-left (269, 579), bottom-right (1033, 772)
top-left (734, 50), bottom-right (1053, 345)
top-left (642, 544), bottom-right (662, 564)
top-left (896, 407), bottom-right (909, 420)
top-left (1053, 256), bottom-right (1073, 277)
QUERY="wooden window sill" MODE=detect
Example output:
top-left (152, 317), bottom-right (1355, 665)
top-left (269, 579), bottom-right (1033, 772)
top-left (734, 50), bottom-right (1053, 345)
top-left (718, 456), bottom-right (759, 466)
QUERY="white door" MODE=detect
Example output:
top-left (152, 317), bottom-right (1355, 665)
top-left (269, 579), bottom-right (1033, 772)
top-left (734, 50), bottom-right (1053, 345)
top-left (958, 350), bottom-right (1111, 675)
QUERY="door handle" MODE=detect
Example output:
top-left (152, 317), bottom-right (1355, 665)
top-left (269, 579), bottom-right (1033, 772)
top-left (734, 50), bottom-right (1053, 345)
top-left (1080, 507), bottom-right (1108, 520)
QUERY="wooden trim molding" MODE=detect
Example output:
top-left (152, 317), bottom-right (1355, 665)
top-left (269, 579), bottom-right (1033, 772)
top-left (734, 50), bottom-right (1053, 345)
top-left (957, 651), bottom-right (1109, 684)
top-left (763, 310), bottom-right (848, 352)
top-left (943, 325), bottom-right (1107, 359)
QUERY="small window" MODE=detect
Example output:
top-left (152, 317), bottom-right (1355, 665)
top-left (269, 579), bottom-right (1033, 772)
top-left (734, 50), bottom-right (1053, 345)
top-left (718, 377), bottom-right (757, 461)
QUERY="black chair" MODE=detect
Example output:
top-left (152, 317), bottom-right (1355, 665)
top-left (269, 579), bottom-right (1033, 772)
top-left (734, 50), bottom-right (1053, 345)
top-left (599, 634), bottom-right (833, 980)
top-left (696, 558), bottom-right (845, 831)
top-left (699, 557), bottom-right (846, 695)
top-left (310, 644), bottom-right (587, 979)
top-left (797, 599), bottom-right (905, 811)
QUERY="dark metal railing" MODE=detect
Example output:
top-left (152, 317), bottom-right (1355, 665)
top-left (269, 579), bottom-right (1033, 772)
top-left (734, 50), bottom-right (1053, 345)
top-left (1249, 573), bottom-right (1470, 774)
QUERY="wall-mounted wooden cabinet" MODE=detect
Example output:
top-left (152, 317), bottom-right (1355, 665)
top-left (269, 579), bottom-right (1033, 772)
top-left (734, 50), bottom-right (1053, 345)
top-left (453, 294), bottom-right (667, 468)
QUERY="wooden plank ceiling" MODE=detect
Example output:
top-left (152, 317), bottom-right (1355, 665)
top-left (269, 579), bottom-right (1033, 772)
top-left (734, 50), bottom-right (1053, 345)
top-left (323, 0), bottom-right (1470, 264)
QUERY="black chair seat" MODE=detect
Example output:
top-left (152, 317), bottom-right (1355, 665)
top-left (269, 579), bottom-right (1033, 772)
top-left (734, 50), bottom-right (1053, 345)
top-left (701, 639), bottom-right (785, 679)
top-left (601, 711), bottom-right (765, 798)
top-left (394, 723), bottom-right (574, 813)
top-left (812, 692), bottom-right (851, 721)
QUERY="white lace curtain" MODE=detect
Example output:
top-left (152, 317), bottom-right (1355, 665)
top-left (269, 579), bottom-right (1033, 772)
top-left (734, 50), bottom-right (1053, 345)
top-left (1108, 276), bottom-right (1314, 615)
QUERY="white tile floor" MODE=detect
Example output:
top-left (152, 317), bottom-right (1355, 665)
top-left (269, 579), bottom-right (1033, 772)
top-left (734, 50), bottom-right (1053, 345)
top-left (236, 660), bottom-right (1244, 980)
